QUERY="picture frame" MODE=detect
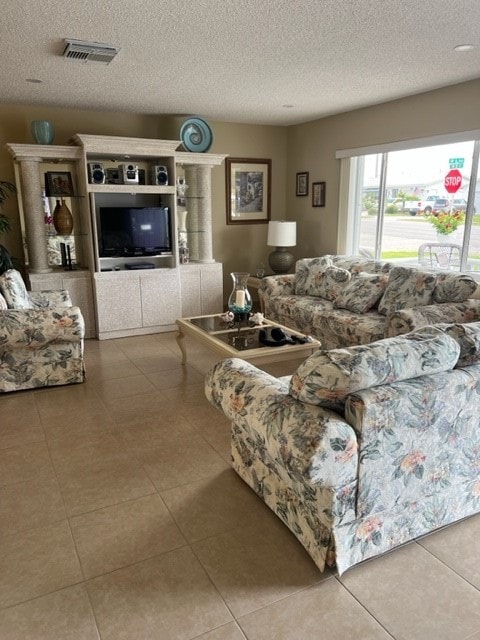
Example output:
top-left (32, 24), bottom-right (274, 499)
top-left (226, 158), bottom-right (271, 225)
top-left (45, 171), bottom-right (74, 197)
top-left (312, 181), bottom-right (326, 207)
top-left (296, 171), bottom-right (309, 196)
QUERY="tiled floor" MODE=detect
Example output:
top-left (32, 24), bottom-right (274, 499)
top-left (0, 331), bottom-right (479, 640)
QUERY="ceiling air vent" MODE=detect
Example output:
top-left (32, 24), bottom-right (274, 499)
top-left (62, 39), bottom-right (120, 64)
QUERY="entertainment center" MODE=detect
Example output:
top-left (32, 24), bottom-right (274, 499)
top-left (7, 134), bottom-right (227, 339)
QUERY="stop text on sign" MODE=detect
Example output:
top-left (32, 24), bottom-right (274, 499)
top-left (444, 169), bottom-right (462, 194)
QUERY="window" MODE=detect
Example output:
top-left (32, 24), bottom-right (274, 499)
top-left (337, 134), bottom-right (480, 273)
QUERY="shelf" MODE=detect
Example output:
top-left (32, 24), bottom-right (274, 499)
top-left (88, 184), bottom-right (176, 195)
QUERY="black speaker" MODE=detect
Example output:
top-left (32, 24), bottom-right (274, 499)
top-left (151, 165), bottom-right (168, 185)
top-left (88, 163), bottom-right (105, 184)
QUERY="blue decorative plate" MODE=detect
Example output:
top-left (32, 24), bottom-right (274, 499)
top-left (180, 117), bottom-right (213, 153)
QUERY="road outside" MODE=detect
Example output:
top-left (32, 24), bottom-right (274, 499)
top-left (360, 215), bottom-right (480, 254)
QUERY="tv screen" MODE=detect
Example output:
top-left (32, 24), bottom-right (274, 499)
top-left (99, 207), bottom-right (172, 257)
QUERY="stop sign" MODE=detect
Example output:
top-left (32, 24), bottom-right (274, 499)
top-left (444, 169), bottom-right (462, 194)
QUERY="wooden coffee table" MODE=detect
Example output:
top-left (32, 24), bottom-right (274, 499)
top-left (176, 314), bottom-right (321, 365)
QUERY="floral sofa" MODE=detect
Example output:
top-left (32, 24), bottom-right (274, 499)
top-left (0, 269), bottom-right (85, 392)
top-left (259, 255), bottom-right (480, 348)
top-left (205, 322), bottom-right (480, 575)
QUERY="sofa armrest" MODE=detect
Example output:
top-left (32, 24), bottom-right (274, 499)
top-left (386, 299), bottom-right (480, 337)
top-left (205, 358), bottom-right (358, 488)
top-left (0, 307), bottom-right (85, 347)
top-left (259, 274), bottom-right (295, 297)
top-left (28, 289), bottom-right (73, 308)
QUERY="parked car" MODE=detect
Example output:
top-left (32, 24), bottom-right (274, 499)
top-left (405, 194), bottom-right (438, 216)
top-left (451, 198), bottom-right (476, 213)
top-left (432, 198), bottom-right (450, 216)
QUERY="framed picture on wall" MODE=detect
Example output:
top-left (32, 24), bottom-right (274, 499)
top-left (45, 171), bottom-right (74, 197)
top-left (226, 157), bottom-right (271, 224)
top-left (312, 181), bottom-right (326, 207)
top-left (296, 171), bottom-right (309, 196)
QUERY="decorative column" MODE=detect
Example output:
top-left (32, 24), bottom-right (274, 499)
top-left (183, 164), bottom-right (215, 263)
top-left (18, 156), bottom-right (51, 273)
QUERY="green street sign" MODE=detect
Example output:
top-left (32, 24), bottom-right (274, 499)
top-left (449, 157), bottom-right (464, 168)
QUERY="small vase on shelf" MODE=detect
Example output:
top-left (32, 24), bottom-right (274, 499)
top-left (53, 199), bottom-right (74, 235)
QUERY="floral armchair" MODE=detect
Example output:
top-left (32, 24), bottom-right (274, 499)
top-left (0, 269), bottom-right (85, 392)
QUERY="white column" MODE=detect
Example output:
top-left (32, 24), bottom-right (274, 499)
top-left (18, 156), bottom-right (51, 273)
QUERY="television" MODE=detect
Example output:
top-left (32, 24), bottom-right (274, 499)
top-left (99, 206), bottom-right (172, 257)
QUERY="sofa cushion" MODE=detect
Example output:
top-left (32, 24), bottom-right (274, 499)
top-left (378, 266), bottom-right (437, 316)
top-left (289, 326), bottom-right (460, 411)
top-left (312, 308), bottom-right (387, 350)
top-left (315, 266), bottom-right (351, 301)
top-left (0, 269), bottom-right (31, 309)
top-left (334, 272), bottom-right (389, 314)
top-left (436, 322), bottom-right (480, 367)
top-left (433, 272), bottom-right (478, 303)
top-left (332, 255), bottom-right (393, 275)
top-left (294, 256), bottom-right (333, 295)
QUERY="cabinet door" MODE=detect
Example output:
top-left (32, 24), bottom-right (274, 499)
top-left (95, 275), bottom-right (142, 333)
top-left (140, 270), bottom-right (181, 327)
top-left (180, 270), bottom-right (202, 317)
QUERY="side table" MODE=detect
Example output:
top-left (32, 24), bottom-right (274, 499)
top-left (247, 276), bottom-right (265, 313)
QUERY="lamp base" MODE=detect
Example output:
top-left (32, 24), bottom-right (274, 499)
top-left (268, 247), bottom-right (294, 274)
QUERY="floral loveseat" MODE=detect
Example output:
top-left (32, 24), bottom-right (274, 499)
top-left (0, 269), bottom-right (85, 392)
top-left (259, 255), bottom-right (480, 348)
top-left (205, 323), bottom-right (480, 575)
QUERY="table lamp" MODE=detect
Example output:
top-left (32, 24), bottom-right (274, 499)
top-left (267, 221), bottom-right (297, 274)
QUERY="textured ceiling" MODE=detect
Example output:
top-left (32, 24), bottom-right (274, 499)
top-left (2, 0), bottom-right (480, 126)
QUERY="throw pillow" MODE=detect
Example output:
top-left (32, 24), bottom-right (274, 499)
top-left (433, 272), bottom-right (478, 303)
top-left (435, 322), bottom-right (480, 367)
top-left (315, 266), bottom-right (351, 301)
top-left (0, 269), bottom-right (31, 309)
top-left (289, 326), bottom-right (459, 411)
top-left (294, 256), bottom-right (333, 296)
top-left (378, 266), bottom-right (436, 316)
top-left (335, 271), bottom-right (389, 314)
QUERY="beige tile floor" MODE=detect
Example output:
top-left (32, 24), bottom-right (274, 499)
top-left (0, 331), bottom-right (479, 640)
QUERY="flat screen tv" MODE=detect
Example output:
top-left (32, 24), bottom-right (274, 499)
top-left (99, 206), bottom-right (172, 257)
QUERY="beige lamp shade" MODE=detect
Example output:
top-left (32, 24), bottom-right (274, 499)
top-left (267, 221), bottom-right (297, 247)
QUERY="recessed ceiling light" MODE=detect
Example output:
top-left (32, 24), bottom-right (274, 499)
top-left (454, 44), bottom-right (474, 52)
top-left (26, 78), bottom-right (43, 83)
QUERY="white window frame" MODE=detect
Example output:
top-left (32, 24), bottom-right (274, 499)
top-left (336, 130), bottom-right (480, 271)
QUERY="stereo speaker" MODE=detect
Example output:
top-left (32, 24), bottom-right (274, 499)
top-left (88, 163), bottom-right (105, 184)
top-left (152, 165), bottom-right (168, 186)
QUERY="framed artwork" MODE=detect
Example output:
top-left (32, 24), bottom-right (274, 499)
top-left (312, 181), bottom-right (326, 207)
top-left (296, 171), bottom-right (309, 196)
top-left (45, 171), bottom-right (74, 197)
top-left (226, 158), bottom-right (271, 224)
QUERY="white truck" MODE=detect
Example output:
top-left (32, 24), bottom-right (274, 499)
top-left (405, 195), bottom-right (438, 216)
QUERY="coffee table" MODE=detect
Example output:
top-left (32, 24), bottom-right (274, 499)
top-left (175, 314), bottom-right (321, 365)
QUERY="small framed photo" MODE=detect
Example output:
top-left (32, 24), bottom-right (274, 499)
top-left (312, 181), bottom-right (326, 207)
top-left (45, 171), bottom-right (74, 197)
top-left (296, 172), bottom-right (309, 196)
top-left (226, 157), bottom-right (271, 225)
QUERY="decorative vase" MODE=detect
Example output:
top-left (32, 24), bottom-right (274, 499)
top-left (53, 199), bottom-right (74, 235)
top-left (436, 231), bottom-right (457, 243)
top-left (177, 210), bottom-right (189, 263)
top-left (228, 272), bottom-right (252, 315)
top-left (31, 120), bottom-right (55, 145)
